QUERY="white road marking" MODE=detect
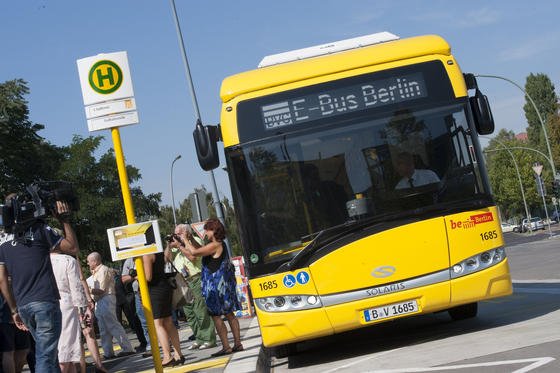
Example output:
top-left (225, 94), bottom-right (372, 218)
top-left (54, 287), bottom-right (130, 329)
top-left (515, 287), bottom-right (560, 294)
top-left (365, 357), bottom-right (555, 373)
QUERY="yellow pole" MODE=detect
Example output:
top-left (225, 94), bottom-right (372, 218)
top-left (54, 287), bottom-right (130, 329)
top-left (111, 128), bottom-right (163, 372)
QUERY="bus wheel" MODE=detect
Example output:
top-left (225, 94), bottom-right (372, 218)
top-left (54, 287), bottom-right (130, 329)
top-left (273, 343), bottom-right (297, 358)
top-left (448, 302), bottom-right (478, 320)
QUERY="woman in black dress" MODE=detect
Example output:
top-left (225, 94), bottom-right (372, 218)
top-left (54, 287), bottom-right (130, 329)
top-left (143, 252), bottom-right (185, 366)
top-left (183, 218), bottom-right (243, 357)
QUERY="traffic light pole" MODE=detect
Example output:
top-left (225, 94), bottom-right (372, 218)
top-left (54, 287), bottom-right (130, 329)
top-left (533, 164), bottom-right (553, 238)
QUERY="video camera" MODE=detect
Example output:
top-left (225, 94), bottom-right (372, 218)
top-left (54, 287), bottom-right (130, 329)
top-left (0, 181), bottom-right (79, 234)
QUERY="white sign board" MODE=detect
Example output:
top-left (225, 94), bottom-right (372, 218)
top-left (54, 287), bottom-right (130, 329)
top-left (191, 222), bottom-right (206, 240)
top-left (85, 98), bottom-right (136, 119)
top-left (532, 164), bottom-right (543, 176)
top-left (107, 220), bottom-right (163, 261)
top-left (87, 111), bottom-right (139, 132)
top-left (77, 51), bottom-right (135, 106)
top-left (77, 51), bottom-right (139, 132)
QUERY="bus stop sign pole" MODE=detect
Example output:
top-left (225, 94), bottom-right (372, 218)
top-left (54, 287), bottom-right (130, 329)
top-left (111, 128), bottom-right (163, 372)
top-left (77, 52), bottom-right (163, 372)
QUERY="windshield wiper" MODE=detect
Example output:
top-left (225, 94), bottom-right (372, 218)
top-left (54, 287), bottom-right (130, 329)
top-left (285, 212), bottom-right (412, 271)
top-left (283, 196), bottom-right (494, 272)
top-left (284, 221), bottom-right (361, 272)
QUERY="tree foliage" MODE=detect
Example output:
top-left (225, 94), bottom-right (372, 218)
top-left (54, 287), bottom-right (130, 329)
top-left (0, 79), bottom-right (63, 196)
top-left (486, 73), bottom-right (560, 223)
top-left (54, 135), bottom-right (162, 259)
top-left (547, 107), bottom-right (560, 167)
top-left (486, 130), bottom-right (540, 221)
top-left (524, 73), bottom-right (558, 152)
top-left (1, 80), bottom-right (161, 263)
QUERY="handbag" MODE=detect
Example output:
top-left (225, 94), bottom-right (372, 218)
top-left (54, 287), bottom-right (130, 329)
top-left (169, 263), bottom-right (194, 308)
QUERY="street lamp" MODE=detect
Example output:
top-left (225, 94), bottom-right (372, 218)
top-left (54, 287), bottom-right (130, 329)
top-left (484, 139), bottom-right (560, 228)
top-left (475, 74), bottom-right (557, 181)
top-left (482, 137), bottom-right (531, 231)
top-left (168, 0), bottom-right (231, 257)
top-left (170, 154), bottom-right (182, 226)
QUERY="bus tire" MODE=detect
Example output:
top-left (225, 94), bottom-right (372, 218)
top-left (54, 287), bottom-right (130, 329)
top-left (273, 343), bottom-right (297, 358)
top-left (448, 302), bottom-right (478, 320)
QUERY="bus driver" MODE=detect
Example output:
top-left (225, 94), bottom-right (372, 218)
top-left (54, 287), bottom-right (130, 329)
top-left (394, 151), bottom-right (440, 190)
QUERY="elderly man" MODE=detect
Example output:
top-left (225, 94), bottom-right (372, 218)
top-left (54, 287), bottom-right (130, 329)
top-left (171, 224), bottom-right (216, 350)
top-left (86, 252), bottom-right (134, 359)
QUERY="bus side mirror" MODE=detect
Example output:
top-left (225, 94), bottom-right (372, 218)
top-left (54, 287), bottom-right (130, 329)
top-left (470, 89), bottom-right (495, 135)
top-left (193, 120), bottom-right (220, 171)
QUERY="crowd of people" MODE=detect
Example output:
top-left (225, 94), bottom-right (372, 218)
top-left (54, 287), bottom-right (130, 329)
top-left (0, 192), bottom-right (243, 373)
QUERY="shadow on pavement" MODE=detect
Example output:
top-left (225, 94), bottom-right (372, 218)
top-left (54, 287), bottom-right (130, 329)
top-left (284, 282), bottom-right (560, 369)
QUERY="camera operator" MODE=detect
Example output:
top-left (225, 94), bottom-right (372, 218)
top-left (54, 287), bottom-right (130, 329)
top-left (0, 195), bottom-right (79, 373)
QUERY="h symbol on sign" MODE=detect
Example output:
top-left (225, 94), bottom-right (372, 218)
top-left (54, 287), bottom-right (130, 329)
top-left (96, 67), bottom-right (114, 87)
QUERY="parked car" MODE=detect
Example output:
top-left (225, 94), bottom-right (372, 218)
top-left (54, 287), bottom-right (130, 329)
top-left (521, 217), bottom-right (545, 232)
top-left (512, 223), bottom-right (523, 233)
top-left (500, 222), bottom-right (515, 233)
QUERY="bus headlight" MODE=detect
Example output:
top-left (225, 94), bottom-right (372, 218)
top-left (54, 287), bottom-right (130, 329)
top-left (255, 294), bottom-right (323, 312)
top-left (480, 251), bottom-right (492, 263)
top-left (450, 247), bottom-right (507, 279)
top-left (274, 297), bottom-right (286, 308)
top-left (465, 258), bottom-right (479, 270)
top-left (452, 264), bottom-right (463, 274)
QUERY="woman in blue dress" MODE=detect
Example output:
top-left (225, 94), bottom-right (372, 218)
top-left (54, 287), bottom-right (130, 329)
top-left (183, 218), bottom-right (243, 357)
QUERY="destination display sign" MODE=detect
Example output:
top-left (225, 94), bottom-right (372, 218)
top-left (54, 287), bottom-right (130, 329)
top-left (261, 73), bottom-right (427, 130)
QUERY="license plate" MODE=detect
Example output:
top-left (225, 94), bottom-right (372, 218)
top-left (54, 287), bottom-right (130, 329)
top-left (363, 300), bottom-right (419, 322)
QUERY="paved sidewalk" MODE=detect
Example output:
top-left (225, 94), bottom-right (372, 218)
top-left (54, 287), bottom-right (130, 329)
top-left (94, 316), bottom-right (261, 372)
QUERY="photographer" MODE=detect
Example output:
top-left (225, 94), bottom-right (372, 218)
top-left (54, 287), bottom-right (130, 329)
top-left (0, 195), bottom-right (79, 373)
top-left (170, 224), bottom-right (216, 351)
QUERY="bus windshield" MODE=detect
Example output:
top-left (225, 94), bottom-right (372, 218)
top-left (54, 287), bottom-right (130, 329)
top-left (227, 102), bottom-right (490, 274)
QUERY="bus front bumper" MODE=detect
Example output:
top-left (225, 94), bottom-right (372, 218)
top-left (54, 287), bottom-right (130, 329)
top-left (256, 259), bottom-right (512, 347)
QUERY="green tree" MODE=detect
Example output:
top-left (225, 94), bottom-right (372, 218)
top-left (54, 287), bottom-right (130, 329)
top-left (524, 73), bottom-right (558, 153)
top-left (485, 129), bottom-right (550, 222)
top-left (55, 135), bottom-right (161, 260)
top-left (0, 79), bottom-right (63, 196)
top-left (547, 105), bottom-right (560, 167)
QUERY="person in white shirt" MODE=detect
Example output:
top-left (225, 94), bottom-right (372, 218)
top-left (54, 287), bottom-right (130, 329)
top-left (394, 152), bottom-right (440, 190)
top-left (86, 252), bottom-right (134, 359)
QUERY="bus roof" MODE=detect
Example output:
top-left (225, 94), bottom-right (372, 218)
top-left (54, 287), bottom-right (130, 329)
top-left (220, 34), bottom-right (451, 103)
top-left (257, 31), bottom-right (400, 68)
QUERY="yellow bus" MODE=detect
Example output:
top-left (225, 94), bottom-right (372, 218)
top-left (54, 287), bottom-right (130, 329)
top-left (193, 32), bottom-right (512, 352)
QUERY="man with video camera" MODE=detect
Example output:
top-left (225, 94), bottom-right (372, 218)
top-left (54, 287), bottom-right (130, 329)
top-left (0, 193), bottom-right (79, 373)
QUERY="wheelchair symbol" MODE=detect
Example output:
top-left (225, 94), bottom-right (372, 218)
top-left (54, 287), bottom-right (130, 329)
top-left (283, 274), bottom-right (296, 288)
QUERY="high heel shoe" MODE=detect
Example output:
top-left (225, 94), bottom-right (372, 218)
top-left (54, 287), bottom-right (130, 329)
top-left (174, 355), bottom-right (186, 365)
top-left (211, 348), bottom-right (232, 357)
top-left (162, 358), bottom-right (175, 367)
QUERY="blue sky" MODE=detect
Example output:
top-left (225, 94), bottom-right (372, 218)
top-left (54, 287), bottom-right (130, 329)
top-left (2, 1), bottom-right (559, 206)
